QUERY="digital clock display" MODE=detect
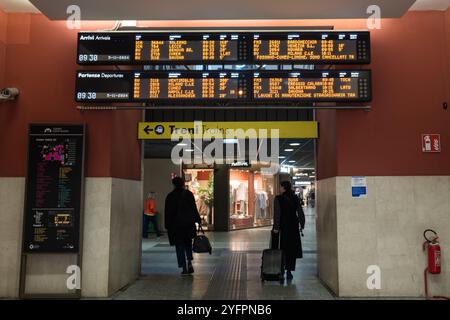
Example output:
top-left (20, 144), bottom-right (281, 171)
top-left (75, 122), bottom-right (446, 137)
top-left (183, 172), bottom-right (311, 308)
top-left (75, 72), bottom-right (132, 102)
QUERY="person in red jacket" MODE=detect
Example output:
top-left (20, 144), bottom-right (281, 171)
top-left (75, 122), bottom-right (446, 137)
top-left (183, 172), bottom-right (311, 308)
top-left (143, 192), bottom-right (161, 238)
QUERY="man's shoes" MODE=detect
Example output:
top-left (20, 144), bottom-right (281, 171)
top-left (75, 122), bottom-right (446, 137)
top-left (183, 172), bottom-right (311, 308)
top-left (181, 268), bottom-right (190, 276)
top-left (286, 271), bottom-right (293, 280)
top-left (188, 263), bottom-right (194, 274)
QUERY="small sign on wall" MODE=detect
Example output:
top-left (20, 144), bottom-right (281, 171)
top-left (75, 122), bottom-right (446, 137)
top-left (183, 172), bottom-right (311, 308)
top-left (352, 176), bottom-right (367, 198)
top-left (421, 134), bottom-right (441, 153)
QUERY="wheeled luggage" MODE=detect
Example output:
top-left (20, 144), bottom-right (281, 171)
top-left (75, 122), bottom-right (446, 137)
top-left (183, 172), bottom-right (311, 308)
top-left (261, 231), bottom-right (284, 281)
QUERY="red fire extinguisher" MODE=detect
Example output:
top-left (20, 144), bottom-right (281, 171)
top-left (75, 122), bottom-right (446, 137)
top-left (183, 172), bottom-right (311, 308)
top-left (422, 229), bottom-right (449, 300)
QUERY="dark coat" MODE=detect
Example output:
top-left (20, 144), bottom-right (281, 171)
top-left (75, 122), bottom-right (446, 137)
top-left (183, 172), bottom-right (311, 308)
top-left (273, 192), bottom-right (305, 259)
top-left (164, 188), bottom-right (201, 246)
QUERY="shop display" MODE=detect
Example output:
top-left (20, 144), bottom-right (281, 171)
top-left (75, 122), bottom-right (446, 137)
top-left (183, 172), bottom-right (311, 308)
top-left (229, 168), bottom-right (276, 230)
top-left (184, 169), bottom-right (214, 230)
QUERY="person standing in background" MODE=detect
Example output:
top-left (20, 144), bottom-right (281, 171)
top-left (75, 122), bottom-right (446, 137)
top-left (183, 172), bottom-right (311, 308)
top-left (143, 192), bottom-right (161, 238)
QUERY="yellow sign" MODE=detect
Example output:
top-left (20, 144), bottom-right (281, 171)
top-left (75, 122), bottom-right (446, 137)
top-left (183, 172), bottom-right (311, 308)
top-left (138, 121), bottom-right (318, 140)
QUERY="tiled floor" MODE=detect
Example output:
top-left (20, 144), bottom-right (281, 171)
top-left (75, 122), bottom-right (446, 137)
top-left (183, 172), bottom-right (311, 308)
top-left (113, 208), bottom-right (335, 300)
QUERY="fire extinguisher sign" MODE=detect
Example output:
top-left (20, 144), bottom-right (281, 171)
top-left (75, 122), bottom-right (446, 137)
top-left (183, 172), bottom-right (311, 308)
top-left (421, 134), bottom-right (441, 153)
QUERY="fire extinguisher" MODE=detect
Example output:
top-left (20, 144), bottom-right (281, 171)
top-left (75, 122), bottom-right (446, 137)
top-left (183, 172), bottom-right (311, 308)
top-left (422, 229), bottom-right (449, 300)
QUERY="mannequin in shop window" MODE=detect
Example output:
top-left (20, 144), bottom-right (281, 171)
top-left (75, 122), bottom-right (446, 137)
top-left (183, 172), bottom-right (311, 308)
top-left (165, 177), bottom-right (202, 276)
top-left (196, 194), bottom-right (209, 227)
top-left (273, 181), bottom-right (305, 280)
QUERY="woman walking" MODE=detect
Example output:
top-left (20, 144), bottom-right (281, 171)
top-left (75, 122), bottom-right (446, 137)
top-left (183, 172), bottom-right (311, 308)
top-left (165, 177), bottom-right (201, 276)
top-left (273, 181), bottom-right (305, 280)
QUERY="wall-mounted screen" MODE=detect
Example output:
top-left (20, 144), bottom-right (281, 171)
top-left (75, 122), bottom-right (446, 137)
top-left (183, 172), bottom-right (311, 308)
top-left (133, 72), bottom-right (247, 100)
top-left (76, 70), bottom-right (371, 103)
top-left (253, 32), bottom-right (370, 64)
top-left (77, 31), bottom-right (370, 65)
top-left (252, 70), bottom-right (371, 102)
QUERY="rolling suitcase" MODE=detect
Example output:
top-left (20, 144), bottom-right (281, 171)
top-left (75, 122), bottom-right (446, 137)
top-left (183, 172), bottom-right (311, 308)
top-left (261, 231), bottom-right (284, 281)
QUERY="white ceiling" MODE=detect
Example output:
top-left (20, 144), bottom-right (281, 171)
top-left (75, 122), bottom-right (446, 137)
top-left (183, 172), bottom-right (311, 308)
top-left (0, 0), bottom-right (39, 13)
top-left (411, 0), bottom-right (450, 10)
top-left (0, 0), bottom-right (449, 15)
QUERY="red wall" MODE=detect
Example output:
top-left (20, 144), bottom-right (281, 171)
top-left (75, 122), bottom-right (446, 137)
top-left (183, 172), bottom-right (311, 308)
top-left (316, 12), bottom-right (450, 178)
top-left (336, 12), bottom-right (450, 176)
top-left (134, 12), bottom-right (450, 178)
top-left (0, 10), bottom-right (6, 87)
top-left (0, 13), bottom-right (141, 180)
top-left (445, 9), bottom-right (450, 100)
top-left (316, 109), bottom-right (338, 179)
top-left (1, 11), bottom-right (449, 180)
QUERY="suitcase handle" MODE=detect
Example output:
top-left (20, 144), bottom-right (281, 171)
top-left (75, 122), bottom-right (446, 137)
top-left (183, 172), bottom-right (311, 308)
top-left (270, 230), bottom-right (281, 249)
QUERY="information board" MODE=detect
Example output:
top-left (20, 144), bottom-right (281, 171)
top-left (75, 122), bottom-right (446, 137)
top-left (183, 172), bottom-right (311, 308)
top-left (76, 70), bottom-right (371, 103)
top-left (253, 70), bottom-right (371, 102)
top-left (78, 32), bottom-right (247, 65)
top-left (77, 31), bottom-right (370, 65)
top-left (76, 71), bottom-right (248, 102)
top-left (253, 32), bottom-right (370, 64)
top-left (23, 125), bottom-right (85, 253)
top-left (133, 72), bottom-right (247, 101)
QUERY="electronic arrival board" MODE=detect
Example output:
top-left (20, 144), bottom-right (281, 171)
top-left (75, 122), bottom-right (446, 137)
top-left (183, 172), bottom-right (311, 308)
top-left (77, 31), bottom-right (370, 65)
top-left (253, 32), bottom-right (370, 64)
top-left (23, 125), bottom-right (85, 253)
top-left (78, 32), bottom-right (247, 65)
top-left (76, 70), bottom-right (371, 103)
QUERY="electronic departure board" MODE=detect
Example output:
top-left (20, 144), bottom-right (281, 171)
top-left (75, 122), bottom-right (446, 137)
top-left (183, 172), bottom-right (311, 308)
top-left (76, 70), bottom-right (371, 103)
top-left (77, 31), bottom-right (370, 65)
top-left (76, 71), bottom-right (247, 102)
top-left (253, 71), bottom-right (371, 102)
top-left (23, 125), bottom-right (85, 253)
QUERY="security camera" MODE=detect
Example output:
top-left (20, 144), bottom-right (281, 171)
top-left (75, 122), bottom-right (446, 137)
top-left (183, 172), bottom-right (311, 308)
top-left (0, 88), bottom-right (20, 101)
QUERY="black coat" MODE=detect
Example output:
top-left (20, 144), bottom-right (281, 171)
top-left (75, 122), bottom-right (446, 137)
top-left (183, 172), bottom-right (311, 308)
top-left (164, 188), bottom-right (201, 246)
top-left (273, 192), bottom-right (305, 259)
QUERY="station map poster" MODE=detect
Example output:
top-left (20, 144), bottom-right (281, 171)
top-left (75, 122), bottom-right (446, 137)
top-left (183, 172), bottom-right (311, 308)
top-left (23, 124), bottom-right (85, 253)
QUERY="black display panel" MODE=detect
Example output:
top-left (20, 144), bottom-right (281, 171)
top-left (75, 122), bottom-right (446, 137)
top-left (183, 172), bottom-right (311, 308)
top-left (23, 125), bottom-right (85, 253)
top-left (76, 71), bottom-right (247, 102)
top-left (252, 70), bottom-right (371, 102)
top-left (77, 33), bottom-right (134, 64)
top-left (253, 32), bottom-right (370, 64)
top-left (134, 33), bottom-right (246, 63)
top-left (76, 71), bottom-right (133, 102)
top-left (75, 70), bottom-right (371, 103)
top-left (78, 32), bottom-right (248, 65)
top-left (77, 31), bottom-right (370, 65)
top-left (133, 72), bottom-right (247, 101)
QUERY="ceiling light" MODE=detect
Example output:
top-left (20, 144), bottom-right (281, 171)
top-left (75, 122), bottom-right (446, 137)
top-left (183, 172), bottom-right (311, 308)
top-left (177, 143), bottom-right (188, 147)
top-left (289, 161), bottom-right (296, 163)
top-left (185, 149), bottom-right (194, 152)
top-left (284, 149), bottom-right (294, 152)
top-left (224, 138), bottom-right (239, 144)
top-left (278, 156), bottom-right (286, 159)
top-left (290, 143), bottom-right (301, 146)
